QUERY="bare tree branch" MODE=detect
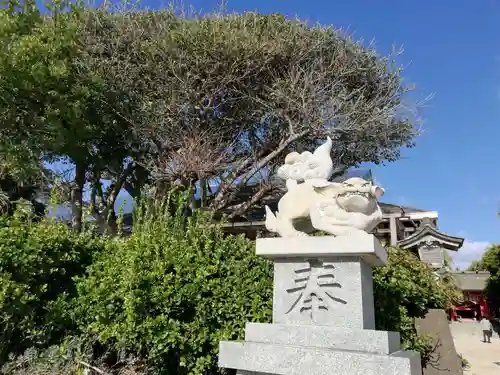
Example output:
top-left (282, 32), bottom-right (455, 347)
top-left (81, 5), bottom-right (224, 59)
top-left (226, 183), bottom-right (274, 219)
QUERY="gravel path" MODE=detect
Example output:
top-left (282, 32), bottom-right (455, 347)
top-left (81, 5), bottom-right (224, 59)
top-left (450, 321), bottom-right (500, 375)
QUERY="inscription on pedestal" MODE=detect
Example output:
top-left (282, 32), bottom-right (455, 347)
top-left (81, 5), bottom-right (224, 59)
top-left (285, 260), bottom-right (346, 319)
top-left (273, 256), bottom-right (375, 329)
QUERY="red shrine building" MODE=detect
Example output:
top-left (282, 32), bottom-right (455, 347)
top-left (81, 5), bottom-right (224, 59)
top-left (449, 271), bottom-right (490, 321)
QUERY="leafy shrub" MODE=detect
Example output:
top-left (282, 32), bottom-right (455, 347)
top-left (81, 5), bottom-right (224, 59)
top-left (72, 194), bottom-right (457, 373)
top-left (0, 214), bottom-right (108, 363)
top-left (73, 194), bottom-right (273, 374)
top-left (0, 336), bottom-right (150, 375)
top-left (0, 192), bottom-right (459, 374)
top-left (1, 339), bottom-right (82, 375)
top-left (373, 247), bottom-right (461, 362)
top-left (471, 244), bottom-right (500, 305)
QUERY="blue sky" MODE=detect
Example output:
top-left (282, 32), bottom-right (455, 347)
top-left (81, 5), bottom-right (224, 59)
top-left (50, 0), bottom-right (500, 267)
top-left (143, 0), bottom-right (499, 268)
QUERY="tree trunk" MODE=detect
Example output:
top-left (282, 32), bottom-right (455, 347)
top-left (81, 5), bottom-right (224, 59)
top-left (199, 177), bottom-right (207, 208)
top-left (104, 183), bottom-right (121, 235)
top-left (105, 210), bottom-right (117, 235)
top-left (154, 180), bottom-right (170, 202)
top-left (71, 163), bottom-right (86, 232)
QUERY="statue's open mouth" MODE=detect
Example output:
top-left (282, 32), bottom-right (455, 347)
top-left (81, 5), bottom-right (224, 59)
top-left (339, 192), bottom-right (371, 199)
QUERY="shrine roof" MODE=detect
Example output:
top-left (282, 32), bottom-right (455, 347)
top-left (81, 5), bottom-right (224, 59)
top-left (452, 272), bottom-right (490, 291)
top-left (397, 218), bottom-right (464, 251)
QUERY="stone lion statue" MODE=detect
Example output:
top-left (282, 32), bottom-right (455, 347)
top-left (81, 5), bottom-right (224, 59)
top-left (265, 139), bottom-right (384, 237)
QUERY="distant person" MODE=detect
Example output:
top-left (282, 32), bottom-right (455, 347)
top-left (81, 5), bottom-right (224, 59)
top-left (480, 316), bottom-right (493, 343)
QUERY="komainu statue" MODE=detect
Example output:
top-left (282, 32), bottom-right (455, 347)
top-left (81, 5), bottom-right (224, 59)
top-left (265, 138), bottom-right (385, 237)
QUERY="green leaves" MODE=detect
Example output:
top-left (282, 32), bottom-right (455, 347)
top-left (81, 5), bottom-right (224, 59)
top-left (72, 193), bottom-right (273, 374)
top-left (373, 247), bottom-right (461, 362)
top-left (471, 244), bottom-right (500, 303)
top-left (1, 2), bottom-right (421, 224)
top-left (0, 214), bottom-right (107, 362)
top-left (67, 197), bottom-right (455, 373)
top-left (0, 192), bottom-right (460, 373)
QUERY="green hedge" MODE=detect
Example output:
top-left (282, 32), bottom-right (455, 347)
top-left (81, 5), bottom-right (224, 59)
top-left (0, 196), bottom-right (461, 374)
top-left (72, 197), bottom-right (273, 374)
top-left (374, 247), bottom-right (460, 362)
top-left (0, 214), bottom-right (108, 363)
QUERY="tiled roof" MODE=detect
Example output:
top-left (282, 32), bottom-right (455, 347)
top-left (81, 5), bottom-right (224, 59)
top-left (452, 272), bottom-right (490, 291)
top-left (397, 222), bottom-right (464, 251)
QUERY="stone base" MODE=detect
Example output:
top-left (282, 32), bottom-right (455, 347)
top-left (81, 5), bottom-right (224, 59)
top-left (219, 323), bottom-right (422, 375)
top-left (244, 323), bottom-right (401, 355)
top-left (272, 256), bottom-right (377, 328)
top-left (219, 236), bottom-right (421, 374)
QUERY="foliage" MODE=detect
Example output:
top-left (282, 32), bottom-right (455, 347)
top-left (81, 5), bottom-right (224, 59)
top-left (72, 192), bottom-right (273, 374)
top-left (1, 339), bottom-right (84, 375)
top-left (82, 7), bottom-right (422, 215)
top-left (0, 1), bottom-right (140, 232)
top-left (458, 353), bottom-right (470, 370)
top-left (467, 258), bottom-right (490, 272)
top-left (470, 244), bottom-right (500, 303)
top-left (71, 214), bottom-right (454, 373)
top-left (474, 244), bottom-right (500, 273)
top-left (0, 335), bottom-right (150, 375)
top-left (0, 1), bottom-right (88, 156)
top-left (0, 212), bottom-right (108, 363)
top-left (466, 259), bottom-right (485, 271)
top-left (0, 194), bottom-right (460, 374)
top-left (373, 247), bottom-right (462, 363)
top-left (1, 1), bottom-right (424, 230)
top-left (0, 142), bottom-right (50, 216)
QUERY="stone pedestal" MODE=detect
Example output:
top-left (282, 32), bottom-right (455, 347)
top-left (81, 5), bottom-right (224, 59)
top-left (260, 235), bottom-right (385, 330)
top-left (219, 234), bottom-right (422, 375)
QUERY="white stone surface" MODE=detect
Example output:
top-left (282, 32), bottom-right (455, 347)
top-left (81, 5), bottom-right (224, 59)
top-left (256, 234), bottom-right (388, 266)
top-left (390, 350), bottom-right (424, 375)
top-left (219, 341), bottom-right (422, 375)
top-left (276, 136), bottom-right (334, 182)
top-left (264, 137), bottom-right (384, 238)
top-left (265, 177), bottom-right (385, 238)
top-left (244, 323), bottom-right (401, 355)
top-left (272, 256), bottom-right (376, 329)
top-left (217, 208), bottom-right (423, 375)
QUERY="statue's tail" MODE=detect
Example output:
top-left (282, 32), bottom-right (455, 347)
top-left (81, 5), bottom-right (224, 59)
top-left (265, 205), bottom-right (279, 234)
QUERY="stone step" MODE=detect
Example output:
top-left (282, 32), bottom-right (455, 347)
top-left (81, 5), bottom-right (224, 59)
top-left (219, 340), bottom-right (421, 375)
top-left (244, 322), bottom-right (401, 355)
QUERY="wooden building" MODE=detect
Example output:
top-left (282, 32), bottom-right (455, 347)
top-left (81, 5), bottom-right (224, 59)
top-left (449, 271), bottom-right (490, 320)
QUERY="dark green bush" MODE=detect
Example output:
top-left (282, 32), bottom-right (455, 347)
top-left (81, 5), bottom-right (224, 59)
top-left (373, 247), bottom-right (461, 363)
top-left (73, 194), bottom-right (273, 375)
top-left (0, 193), bottom-right (460, 374)
top-left (71, 194), bottom-right (459, 374)
top-left (0, 214), bottom-right (108, 363)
